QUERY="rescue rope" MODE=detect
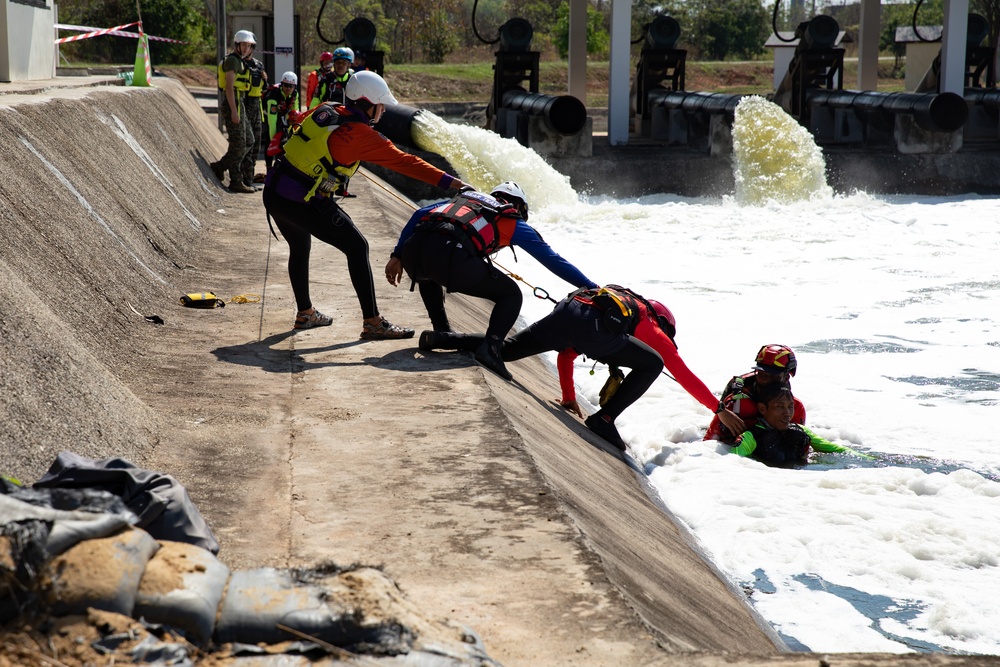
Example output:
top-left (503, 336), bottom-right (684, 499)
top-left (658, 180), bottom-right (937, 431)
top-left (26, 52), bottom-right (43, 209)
top-left (229, 293), bottom-right (262, 304)
top-left (357, 170), bottom-right (419, 210)
top-left (490, 260), bottom-right (557, 303)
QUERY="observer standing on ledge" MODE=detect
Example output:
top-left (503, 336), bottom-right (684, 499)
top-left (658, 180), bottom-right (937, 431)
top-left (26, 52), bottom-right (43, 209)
top-left (210, 30), bottom-right (255, 194)
top-left (263, 71), bottom-right (468, 337)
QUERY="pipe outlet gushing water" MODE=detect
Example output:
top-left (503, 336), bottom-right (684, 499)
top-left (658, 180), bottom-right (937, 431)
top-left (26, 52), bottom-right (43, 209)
top-left (731, 96), bottom-right (832, 205)
top-left (411, 111), bottom-right (578, 208)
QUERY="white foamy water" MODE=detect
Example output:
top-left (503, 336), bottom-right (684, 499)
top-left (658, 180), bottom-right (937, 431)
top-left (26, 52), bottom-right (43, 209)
top-left (732, 96), bottom-right (832, 204)
top-left (410, 104), bottom-right (1000, 655)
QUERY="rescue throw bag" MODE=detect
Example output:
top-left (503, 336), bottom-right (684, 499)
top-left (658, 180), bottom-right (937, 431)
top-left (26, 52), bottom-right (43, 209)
top-left (180, 292), bottom-right (225, 309)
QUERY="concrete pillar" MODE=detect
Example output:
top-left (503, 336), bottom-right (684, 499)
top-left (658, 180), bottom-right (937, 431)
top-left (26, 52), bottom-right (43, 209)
top-left (857, 0), bottom-right (880, 90)
top-left (607, 0), bottom-right (631, 145)
top-left (272, 0), bottom-right (295, 84)
top-left (939, 0), bottom-right (969, 95)
top-left (568, 0), bottom-right (586, 103)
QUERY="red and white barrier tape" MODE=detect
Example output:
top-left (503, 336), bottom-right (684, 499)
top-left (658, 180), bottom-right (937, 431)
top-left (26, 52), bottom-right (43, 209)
top-left (55, 22), bottom-right (189, 45)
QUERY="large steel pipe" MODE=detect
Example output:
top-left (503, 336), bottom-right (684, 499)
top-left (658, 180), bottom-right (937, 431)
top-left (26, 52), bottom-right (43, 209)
top-left (807, 89), bottom-right (968, 133)
top-left (500, 89), bottom-right (587, 135)
top-left (647, 90), bottom-right (745, 118)
top-left (376, 103), bottom-right (423, 149)
top-left (965, 88), bottom-right (1000, 112)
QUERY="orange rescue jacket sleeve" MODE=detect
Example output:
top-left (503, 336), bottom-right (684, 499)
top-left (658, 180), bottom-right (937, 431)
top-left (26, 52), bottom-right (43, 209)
top-left (327, 122), bottom-right (458, 189)
top-left (305, 70), bottom-right (319, 110)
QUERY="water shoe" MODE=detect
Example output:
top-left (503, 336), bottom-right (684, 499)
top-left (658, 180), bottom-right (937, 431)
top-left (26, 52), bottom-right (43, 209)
top-left (361, 318), bottom-right (414, 340)
top-left (294, 309), bottom-right (333, 330)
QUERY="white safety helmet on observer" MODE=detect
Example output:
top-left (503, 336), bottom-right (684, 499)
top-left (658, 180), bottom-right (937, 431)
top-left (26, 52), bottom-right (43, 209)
top-left (234, 30), bottom-right (256, 45)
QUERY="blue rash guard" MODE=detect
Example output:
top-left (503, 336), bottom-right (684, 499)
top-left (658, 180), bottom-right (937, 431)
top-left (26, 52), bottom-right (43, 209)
top-left (393, 202), bottom-right (597, 290)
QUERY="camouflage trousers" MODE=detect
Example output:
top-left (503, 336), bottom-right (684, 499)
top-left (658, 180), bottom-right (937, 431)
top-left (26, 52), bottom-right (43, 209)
top-left (240, 96), bottom-right (264, 184)
top-left (219, 95), bottom-right (253, 184)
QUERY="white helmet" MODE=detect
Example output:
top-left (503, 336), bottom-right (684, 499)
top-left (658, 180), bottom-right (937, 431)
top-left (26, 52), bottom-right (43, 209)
top-left (345, 71), bottom-right (398, 107)
top-left (490, 181), bottom-right (529, 218)
top-left (234, 30), bottom-right (256, 45)
top-left (280, 71), bottom-right (298, 85)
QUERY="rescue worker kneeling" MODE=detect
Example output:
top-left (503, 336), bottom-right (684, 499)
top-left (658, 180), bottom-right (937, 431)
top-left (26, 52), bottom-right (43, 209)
top-left (263, 70), bottom-right (468, 336)
top-left (418, 285), bottom-right (745, 452)
top-left (385, 183), bottom-right (595, 381)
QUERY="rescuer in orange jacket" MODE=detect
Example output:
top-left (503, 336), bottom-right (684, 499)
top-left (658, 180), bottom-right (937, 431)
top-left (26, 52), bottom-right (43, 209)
top-left (263, 71), bottom-right (468, 338)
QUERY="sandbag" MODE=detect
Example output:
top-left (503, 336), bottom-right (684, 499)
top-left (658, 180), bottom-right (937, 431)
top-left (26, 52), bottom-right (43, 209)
top-left (214, 568), bottom-right (325, 645)
top-left (133, 540), bottom-right (230, 646)
top-left (0, 490), bottom-right (134, 558)
top-left (44, 527), bottom-right (159, 616)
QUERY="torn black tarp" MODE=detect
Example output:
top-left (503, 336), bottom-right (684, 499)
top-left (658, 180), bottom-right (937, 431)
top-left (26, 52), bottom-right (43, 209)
top-left (32, 452), bottom-right (219, 554)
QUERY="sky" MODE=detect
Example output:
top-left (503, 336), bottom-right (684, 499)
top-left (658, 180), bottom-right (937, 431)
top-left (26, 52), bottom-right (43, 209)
top-left (411, 99), bottom-right (1000, 655)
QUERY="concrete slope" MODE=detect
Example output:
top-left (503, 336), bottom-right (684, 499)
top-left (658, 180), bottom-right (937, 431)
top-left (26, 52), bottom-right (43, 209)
top-left (2, 78), bottom-right (992, 667)
top-left (0, 78), bottom-right (225, 477)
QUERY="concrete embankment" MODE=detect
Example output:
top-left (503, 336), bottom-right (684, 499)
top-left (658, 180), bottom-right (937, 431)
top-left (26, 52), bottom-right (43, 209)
top-left (2, 77), bottom-right (996, 667)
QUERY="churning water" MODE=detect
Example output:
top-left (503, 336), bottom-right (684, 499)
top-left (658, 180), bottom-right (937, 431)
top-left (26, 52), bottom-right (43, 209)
top-left (732, 96), bottom-right (832, 204)
top-left (406, 99), bottom-right (1000, 655)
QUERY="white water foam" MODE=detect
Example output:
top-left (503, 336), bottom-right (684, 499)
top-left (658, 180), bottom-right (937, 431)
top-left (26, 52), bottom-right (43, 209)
top-left (411, 111), bottom-right (577, 207)
top-left (731, 95), bottom-right (832, 205)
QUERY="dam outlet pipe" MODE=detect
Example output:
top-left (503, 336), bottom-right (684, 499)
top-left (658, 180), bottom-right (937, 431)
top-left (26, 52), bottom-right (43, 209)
top-left (646, 90), bottom-right (747, 119)
top-left (376, 103), bottom-right (424, 150)
top-left (500, 89), bottom-right (588, 136)
top-left (806, 90), bottom-right (969, 133)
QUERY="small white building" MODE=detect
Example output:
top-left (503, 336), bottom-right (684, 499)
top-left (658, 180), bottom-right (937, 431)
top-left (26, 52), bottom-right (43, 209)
top-left (894, 25), bottom-right (943, 91)
top-left (1, 0), bottom-right (55, 82)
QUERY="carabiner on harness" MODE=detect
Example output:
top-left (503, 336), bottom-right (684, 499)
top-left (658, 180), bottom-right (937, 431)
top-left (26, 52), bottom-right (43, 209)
top-left (533, 286), bottom-right (555, 303)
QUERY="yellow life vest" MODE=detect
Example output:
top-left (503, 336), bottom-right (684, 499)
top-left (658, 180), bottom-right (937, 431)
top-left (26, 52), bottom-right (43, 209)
top-left (281, 104), bottom-right (361, 201)
top-left (217, 53), bottom-right (250, 93)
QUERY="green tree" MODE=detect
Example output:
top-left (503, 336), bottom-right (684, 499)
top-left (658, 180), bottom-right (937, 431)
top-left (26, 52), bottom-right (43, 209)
top-left (57, 0), bottom-right (212, 65)
top-left (879, 1), bottom-right (943, 72)
top-left (687, 0), bottom-right (768, 61)
top-left (420, 8), bottom-right (460, 62)
top-left (552, 1), bottom-right (610, 59)
top-left (463, 0), bottom-right (508, 49)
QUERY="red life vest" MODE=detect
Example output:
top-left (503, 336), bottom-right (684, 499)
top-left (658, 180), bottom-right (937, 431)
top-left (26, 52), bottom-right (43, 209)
top-left (421, 192), bottom-right (519, 256)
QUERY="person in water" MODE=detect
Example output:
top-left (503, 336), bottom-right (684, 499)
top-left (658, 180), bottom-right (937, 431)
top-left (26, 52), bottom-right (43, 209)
top-left (704, 344), bottom-right (806, 444)
top-left (730, 383), bottom-right (868, 466)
